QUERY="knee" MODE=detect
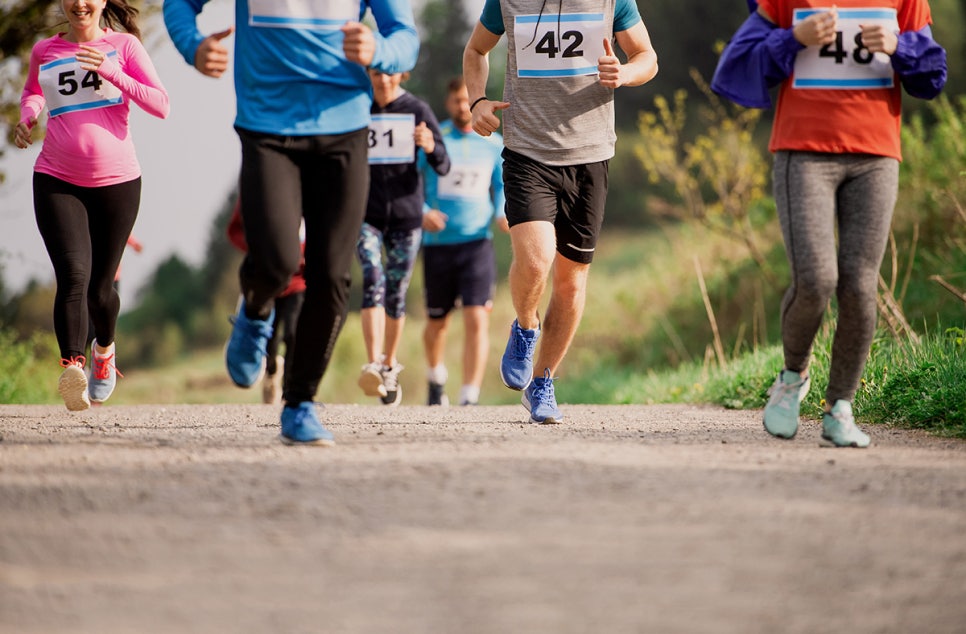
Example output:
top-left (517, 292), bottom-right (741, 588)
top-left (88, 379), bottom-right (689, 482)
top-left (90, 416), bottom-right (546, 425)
top-left (794, 271), bottom-right (837, 306)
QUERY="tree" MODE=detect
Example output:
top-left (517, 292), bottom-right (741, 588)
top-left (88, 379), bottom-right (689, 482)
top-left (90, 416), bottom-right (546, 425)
top-left (407, 0), bottom-right (473, 112)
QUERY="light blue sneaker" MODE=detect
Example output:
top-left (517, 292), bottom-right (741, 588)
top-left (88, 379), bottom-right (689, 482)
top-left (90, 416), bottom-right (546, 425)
top-left (763, 369), bottom-right (811, 439)
top-left (822, 400), bottom-right (871, 448)
top-left (89, 343), bottom-right (122, 403)
top-left (500, 319), bottom-right (539, 391)
top-left (225, 301), bottom-right (274, 388)
top-left (279, 402), bottom-right (335, 446)
top-left (522, 368), bottom-right (563, 425)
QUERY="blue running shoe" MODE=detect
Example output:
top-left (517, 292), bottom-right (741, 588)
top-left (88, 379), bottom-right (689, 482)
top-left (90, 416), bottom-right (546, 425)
top-left (522, 368), bottom-right (563, 424)
top-left (225, 301), bottom-right (274, 388)
top-left (500, 319), bottom-right (539, 391)
top-left (279, 402), bottom-right (335, 446)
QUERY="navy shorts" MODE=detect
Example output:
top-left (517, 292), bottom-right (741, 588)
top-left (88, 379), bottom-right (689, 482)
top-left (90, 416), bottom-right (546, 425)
top-left (501, 147), bottom-right (609, 264)
top-left (423, 238), bottom-right (496, 319)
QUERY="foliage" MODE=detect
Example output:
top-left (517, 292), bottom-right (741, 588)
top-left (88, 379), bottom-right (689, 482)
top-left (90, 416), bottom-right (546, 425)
top-left (633, 72), bottom-right (774, 281)
top-left (0, 328), bottom-right (59, 403)
top-left (407, 0), bottom-right (472, 112)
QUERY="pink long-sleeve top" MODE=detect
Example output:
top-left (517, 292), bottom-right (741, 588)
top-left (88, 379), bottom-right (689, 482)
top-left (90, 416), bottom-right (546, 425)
top-left (20, 29), bottom-right (169, 187)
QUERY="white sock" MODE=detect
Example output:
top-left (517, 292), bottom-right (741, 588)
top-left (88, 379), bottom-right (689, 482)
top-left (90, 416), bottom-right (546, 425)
top-left (459, 384), bottom-right (480, 405)
top-left (427, 364), bottom-right (448, 385)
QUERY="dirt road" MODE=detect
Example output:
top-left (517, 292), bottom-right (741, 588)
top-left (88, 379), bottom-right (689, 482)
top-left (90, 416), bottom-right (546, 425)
top-left (1, 403), bottom-right (965, 634)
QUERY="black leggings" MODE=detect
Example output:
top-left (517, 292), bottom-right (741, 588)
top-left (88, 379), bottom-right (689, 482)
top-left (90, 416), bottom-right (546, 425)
top-left (236, 126), bottom-right (369, 404)
top-left (33, 173), bottom-right (141, 360)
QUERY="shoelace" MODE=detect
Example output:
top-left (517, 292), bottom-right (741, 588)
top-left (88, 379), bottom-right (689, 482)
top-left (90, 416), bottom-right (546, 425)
top-left (60, 355), bottom-right (86, 370)
top-left (532, 369), bottom-right (556, 407)
top-left (382, 365), bottom-right (403, 389)
top-left (768, 379), bottom-right (803, 410)
top-left (511, 327), bottom-right (537, 359)
top-left (92, 351), bottom-right (124, 380)
top-left (229, 313), bottom-right (273, 353)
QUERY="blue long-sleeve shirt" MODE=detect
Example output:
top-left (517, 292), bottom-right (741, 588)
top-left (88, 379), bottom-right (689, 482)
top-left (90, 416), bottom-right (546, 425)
top-left (421, 121), bottom-right (505, 247)
top-left (163, 0), bottom-right (419, 135)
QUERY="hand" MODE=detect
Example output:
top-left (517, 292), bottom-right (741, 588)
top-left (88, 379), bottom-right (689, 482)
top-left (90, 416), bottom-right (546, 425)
top-left (858, 24), bottom-right (898, 55)
top-left (793, 8), bottom-right (838, 47)
top-left (597, 38), bottom-right (623, 88)
top-left (342, 22), bottom-right (376, 66)
top-left (194, 26), bottom-right (234, 78)
top-left (414, 121), bottom-right (435, 153)
top-left (76, 44), bottom-right (106, 71)
top-left (422, 210), bottom-right (447, 232)
top-left (470, 99), bottom-right (509, 137)
top-left (14, 116), bottom-right (36, 149)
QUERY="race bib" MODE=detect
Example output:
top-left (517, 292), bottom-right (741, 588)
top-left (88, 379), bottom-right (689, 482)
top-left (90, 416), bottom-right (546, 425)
top-left (514, 13), bottom-right (606, 78)
top-left (39, 52), bottom-right (122, 117)
top-left (793, 7), bottom-right (898, 89)
top-left (249, 0), bottom-right (359, 30)
top-left (368, 114), bottom-right (415, 165)
top-left (437, 163), bottom-right (491, 200)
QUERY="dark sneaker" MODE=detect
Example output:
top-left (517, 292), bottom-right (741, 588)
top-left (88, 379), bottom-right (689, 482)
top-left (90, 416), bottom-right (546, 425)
top-left (522, 368), bottom-right (563, 424)
top-left (380, 363), bottom-right (404, 406)
top-left (279, 402), bottom-right (335, 446)
top-left (763, 369), bottom-right (810, 439)
top-left (89, 344), bottom-right (122, 403)
top-left (500, 319), bottom-right (539, 391)
top-left (59, 356), bottom-right (90, 412)
top-left (225, 301), bottom-right (274, 388)
top-left (427, 381), bottom-right (449, 406)
top-left (822, 400), bottom-right (871, 448)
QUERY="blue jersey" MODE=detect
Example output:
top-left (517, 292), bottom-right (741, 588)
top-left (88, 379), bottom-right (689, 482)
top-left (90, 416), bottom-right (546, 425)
top-left (164, 0), bottom-right (419, 136)
top-left (421, 121), bottom-right (505, 247)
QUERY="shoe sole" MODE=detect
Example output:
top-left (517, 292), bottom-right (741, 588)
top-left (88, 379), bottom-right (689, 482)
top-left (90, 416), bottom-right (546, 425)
top-left (278, 434), bottom-right (336, 447)
top-left (501, 374), bottom-right (532, 391)
top-left (59, 367), bottom-right (91, 412)
top-left (521, 393), bottom-right (563, 424)
top-left (359, 371), bottom-right (388, 397)
top-left (762, 420), bottom-right (797, 440)
top-left (820, 433), bottom-right (869, 449)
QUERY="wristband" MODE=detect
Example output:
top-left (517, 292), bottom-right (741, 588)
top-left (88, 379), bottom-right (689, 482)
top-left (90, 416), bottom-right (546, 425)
top-left (469, 96), bottom-right (488, 112)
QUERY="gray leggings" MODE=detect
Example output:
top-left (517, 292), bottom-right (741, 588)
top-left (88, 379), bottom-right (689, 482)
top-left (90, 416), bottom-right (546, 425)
top-left (773, 151), bottom-right (898, 404)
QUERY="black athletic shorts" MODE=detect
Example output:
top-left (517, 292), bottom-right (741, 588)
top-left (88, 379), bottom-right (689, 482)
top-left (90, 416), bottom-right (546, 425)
top-left (501, 147), bottom-right (609, 264)
top-left (423, 238), bottom-right (496, 319)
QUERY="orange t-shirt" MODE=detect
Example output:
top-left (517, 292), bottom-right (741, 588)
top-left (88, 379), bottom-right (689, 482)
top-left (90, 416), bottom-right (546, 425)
top-left (758, 0), bottom-right (932, 160)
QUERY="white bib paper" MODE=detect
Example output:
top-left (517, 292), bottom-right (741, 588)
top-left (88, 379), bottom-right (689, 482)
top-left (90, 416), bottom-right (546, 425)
top-left (437, 163), bottom-right (491, 200)
top-left (793, 7), bottom-right (898, 89)
top-left (514, 12), bottom-right (606, 78)
top-left (39, 52), bottom-right (122, 117)
top-left (368, 114), bottom-right (416, 165)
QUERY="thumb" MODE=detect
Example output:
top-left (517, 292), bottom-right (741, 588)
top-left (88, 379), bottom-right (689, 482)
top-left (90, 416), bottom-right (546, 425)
top-left (602, 38), bottom-right (615, 57)
top-left (28, 116), bottom-right (37, 128)
top-left (493, 101), bottom-right (511, 111)
top-left (212, 26), bottom-right (234, 40)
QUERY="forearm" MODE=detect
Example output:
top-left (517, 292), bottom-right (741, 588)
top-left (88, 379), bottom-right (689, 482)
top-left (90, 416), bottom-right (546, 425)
top-left (163, 0), bottom-right (207, 66)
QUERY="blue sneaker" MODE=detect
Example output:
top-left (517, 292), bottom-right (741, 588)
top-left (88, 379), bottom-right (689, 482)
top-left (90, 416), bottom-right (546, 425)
top-left (279, 402), bottom-right (335, 446)
top-left (225, 301), bottom-right (274, 388)
top-left (522, 368), bottom-right (563, 424)
top-left (500, 319), bottom-right (539, 391)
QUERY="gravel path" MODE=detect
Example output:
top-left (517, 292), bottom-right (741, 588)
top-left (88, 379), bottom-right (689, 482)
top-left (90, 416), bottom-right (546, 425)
top-left (2, 403), bottom-right (965, 634)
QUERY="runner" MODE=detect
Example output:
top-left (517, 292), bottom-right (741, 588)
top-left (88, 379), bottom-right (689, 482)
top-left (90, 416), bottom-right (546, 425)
top-left (420, 77), bottom-right (509, 407)
top-left (15, 0), bottom-right (169, 411)
top-left (356, 69), bottom-right (450, 406)
top-left (712, 0), bottom-right (947, 447)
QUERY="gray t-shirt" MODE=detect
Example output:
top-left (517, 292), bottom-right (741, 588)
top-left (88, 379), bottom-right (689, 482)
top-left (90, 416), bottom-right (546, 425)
top-left (480, 0), bottom-right (638, 166)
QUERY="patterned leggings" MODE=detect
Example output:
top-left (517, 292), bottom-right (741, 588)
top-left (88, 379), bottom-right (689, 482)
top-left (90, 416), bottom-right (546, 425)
top-left (355, 223), bottom-right (422, 318)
